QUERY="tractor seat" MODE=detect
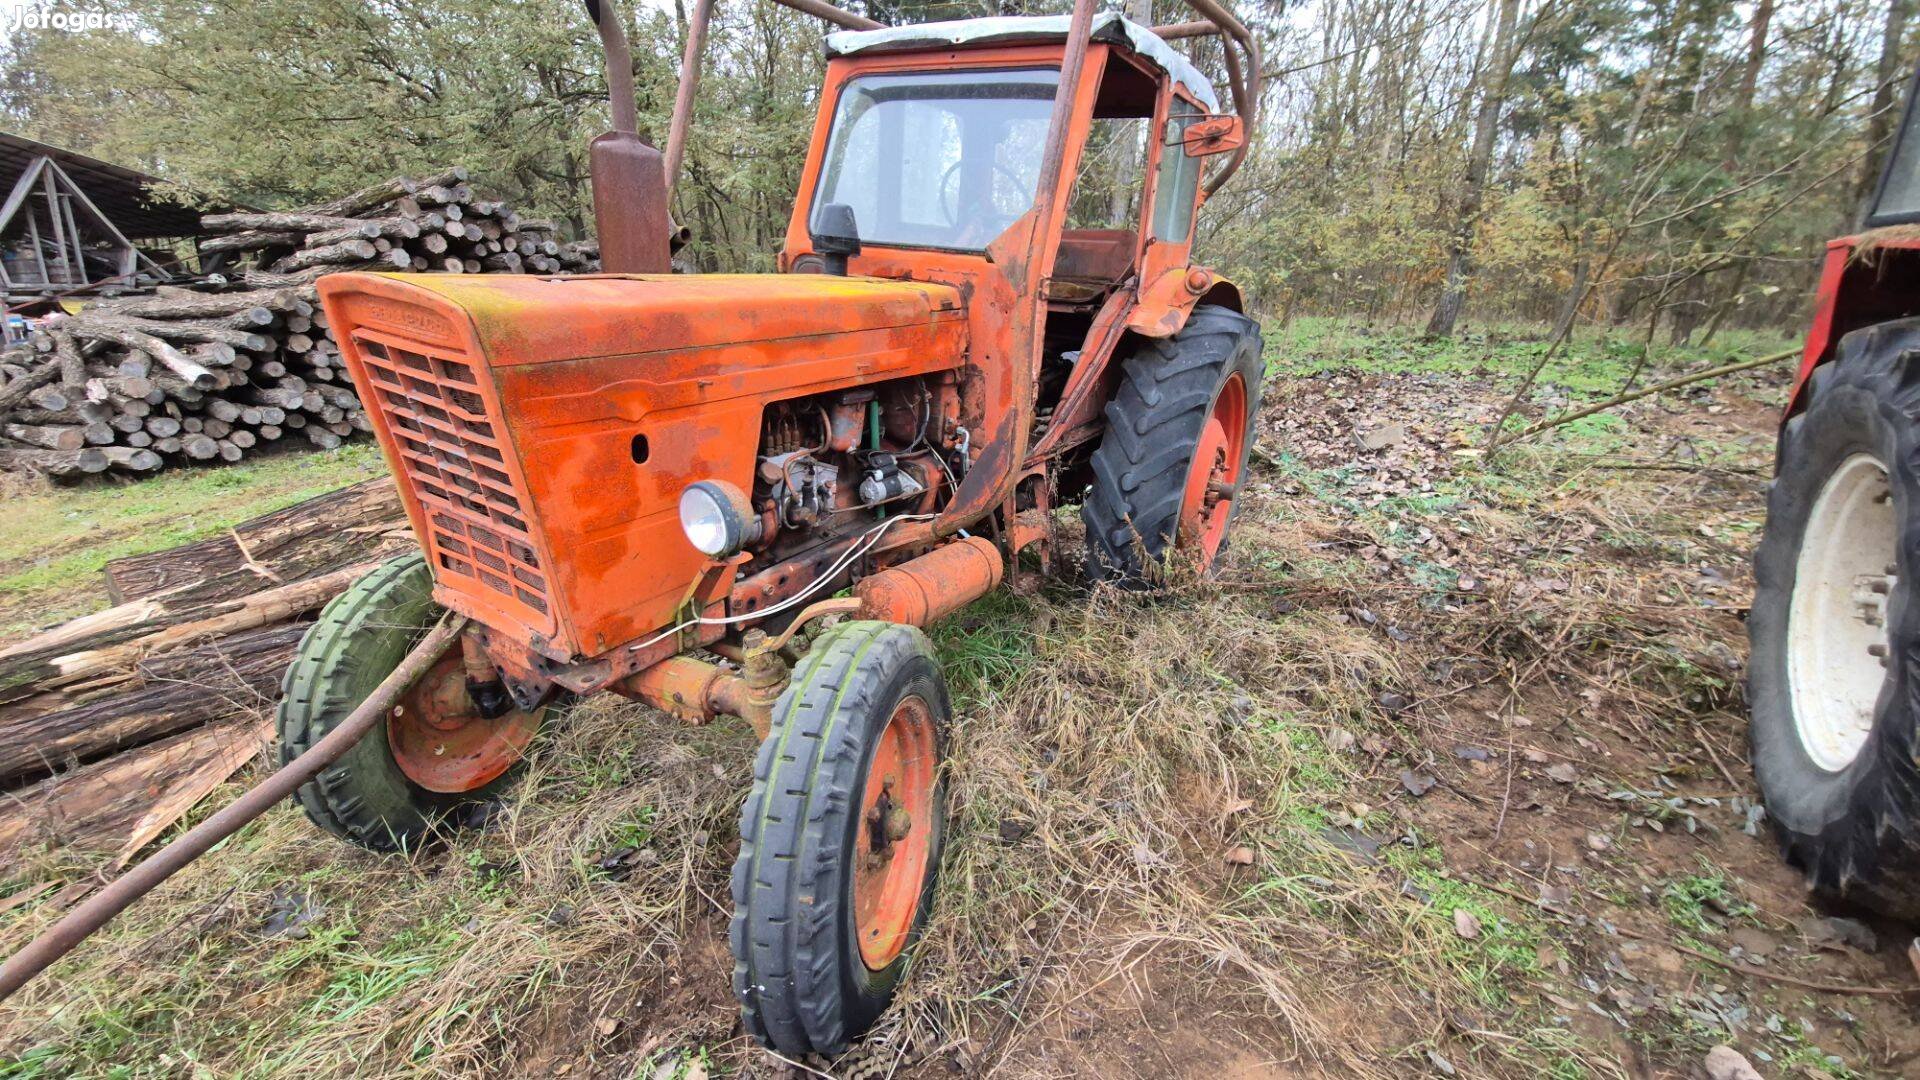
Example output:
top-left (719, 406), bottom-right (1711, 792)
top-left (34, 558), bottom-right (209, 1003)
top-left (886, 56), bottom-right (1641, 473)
top-left (1048, 229), bottom-right (1135, 302)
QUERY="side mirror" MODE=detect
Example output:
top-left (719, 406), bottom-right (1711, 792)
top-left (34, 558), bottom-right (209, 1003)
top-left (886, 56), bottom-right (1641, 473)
top-left (812, 203), bottom-right (862, 276)
top-left (1181, 115), bottom-right (1246, 158)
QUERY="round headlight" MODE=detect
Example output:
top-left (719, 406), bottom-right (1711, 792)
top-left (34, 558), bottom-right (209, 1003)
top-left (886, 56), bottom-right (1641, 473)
top-left (679, 480), bottom-right (757, 557)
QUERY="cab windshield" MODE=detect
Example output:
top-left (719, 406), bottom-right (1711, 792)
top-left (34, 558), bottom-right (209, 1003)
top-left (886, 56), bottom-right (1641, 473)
top-left (810, 68), bottom-right (1061, 252)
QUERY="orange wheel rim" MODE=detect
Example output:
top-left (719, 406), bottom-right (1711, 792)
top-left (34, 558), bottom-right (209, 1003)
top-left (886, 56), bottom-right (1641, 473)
top-left (1178, 371), bottom-right (1250, 566)
top-left (387, 651), bottom-right (541, 794)
top-left (852, 694), bottom-right (939, 970)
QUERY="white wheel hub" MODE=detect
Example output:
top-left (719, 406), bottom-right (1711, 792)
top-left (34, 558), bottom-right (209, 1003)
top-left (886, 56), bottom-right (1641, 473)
top-left (1788, 453), bottom-right (1898, 772)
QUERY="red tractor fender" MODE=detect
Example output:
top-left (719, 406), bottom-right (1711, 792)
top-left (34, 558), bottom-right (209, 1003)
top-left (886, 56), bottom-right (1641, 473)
top-left (1786, 234), bottom-right (1920, 420)
top-left (1124, 266), bottom-right (1246, 337)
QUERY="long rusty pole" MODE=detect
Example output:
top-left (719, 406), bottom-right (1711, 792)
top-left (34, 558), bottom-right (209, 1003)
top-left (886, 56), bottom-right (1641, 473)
top-left (663, 0), bottom-right (715, 199)
top-left (770, 0), bottom-right (880, 31)
top-left (0, 615), bottom-right (469, 1003)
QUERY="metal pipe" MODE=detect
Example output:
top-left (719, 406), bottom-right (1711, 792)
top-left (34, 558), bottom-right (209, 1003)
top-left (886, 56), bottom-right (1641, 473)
top-left (0, 615), bottom-right (469, 1003)
top-left (1028, 0), bottom-right (1099, 280)
top-left (1152, 20), bottom-right (1218, 39)
top-left (769, 0), bottom-right (881, 31)
top-left (663, 0), bottom-right (715, 199)
top-left (583, 0), bottom-right (639, 135)
top-left (582, 0), bottom-right (673, 273)
top-left (1178, 0), bottom-right (1261, 193)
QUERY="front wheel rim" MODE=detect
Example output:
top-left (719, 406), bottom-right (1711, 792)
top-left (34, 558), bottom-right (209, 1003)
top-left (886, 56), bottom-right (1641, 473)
top-left (1788, 452), bottom-right (1898, 772)
top-left (852, 694), bottom-right (938, 970)
top-left (387, 651), bottom-right (542, 793)
top-left (1177, 371), bottom-right (1250, 565)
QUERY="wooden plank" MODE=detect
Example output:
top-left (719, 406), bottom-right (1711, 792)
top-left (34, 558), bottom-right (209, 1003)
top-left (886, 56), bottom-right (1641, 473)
top-left (0, 623), bottom-right (303, 784)
top-left (0, 719), bottom-right (271, 870)
top-left (102, 477), bottom-right (406, 604)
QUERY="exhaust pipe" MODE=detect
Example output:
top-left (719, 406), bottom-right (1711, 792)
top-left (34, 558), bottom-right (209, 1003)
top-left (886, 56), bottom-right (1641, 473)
top-left (582, 0), bottom-right (672, 274)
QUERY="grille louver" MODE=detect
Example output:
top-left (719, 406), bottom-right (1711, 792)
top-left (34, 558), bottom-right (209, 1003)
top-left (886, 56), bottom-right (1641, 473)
top-left (353, 332), bottom-right (552, 624)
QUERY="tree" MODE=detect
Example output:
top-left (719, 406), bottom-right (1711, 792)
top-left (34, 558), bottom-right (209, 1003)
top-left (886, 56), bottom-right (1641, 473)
top-left (1425, 0), bottom-right (1523, 338)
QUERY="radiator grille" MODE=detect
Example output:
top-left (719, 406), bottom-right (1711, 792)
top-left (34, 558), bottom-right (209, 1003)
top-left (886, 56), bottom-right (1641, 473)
top-left (353, 332), bottom-right (551, 621)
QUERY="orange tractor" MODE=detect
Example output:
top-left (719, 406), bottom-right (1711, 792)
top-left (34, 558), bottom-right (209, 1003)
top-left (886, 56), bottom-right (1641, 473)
top-left (282, 0), bottom-right (1262, 1054)
top-left (1749, 68), bottom-right (1920, 918)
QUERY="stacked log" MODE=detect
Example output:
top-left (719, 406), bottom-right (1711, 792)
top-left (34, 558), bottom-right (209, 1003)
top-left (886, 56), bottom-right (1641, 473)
top-left (198, 167), bottom-right (596, 280)
top-left (0, 168), bottom-right (596, 479)
top-left (0, 480), bottom-right (410, 869)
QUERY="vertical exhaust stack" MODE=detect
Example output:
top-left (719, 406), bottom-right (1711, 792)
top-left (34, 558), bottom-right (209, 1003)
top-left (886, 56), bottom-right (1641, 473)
top-left (583, 0), bottom-right (673, 273)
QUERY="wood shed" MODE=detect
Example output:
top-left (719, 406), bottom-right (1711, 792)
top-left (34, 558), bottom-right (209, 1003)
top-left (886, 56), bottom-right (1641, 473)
top-left (0, 133), bottom-right (209, 306)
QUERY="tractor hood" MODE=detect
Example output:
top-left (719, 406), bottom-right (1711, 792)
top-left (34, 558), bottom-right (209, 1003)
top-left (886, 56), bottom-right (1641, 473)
top-left (372, 272), bottom-right (967, 367)
top-left (318, 271), bottom-right (969, 660)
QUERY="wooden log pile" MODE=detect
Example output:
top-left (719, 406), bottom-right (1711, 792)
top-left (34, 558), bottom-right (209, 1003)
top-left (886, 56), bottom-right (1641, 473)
top-left (0, 480), bottom-right (411, 872)
top-left (0, 168), bottom-right (598, 479)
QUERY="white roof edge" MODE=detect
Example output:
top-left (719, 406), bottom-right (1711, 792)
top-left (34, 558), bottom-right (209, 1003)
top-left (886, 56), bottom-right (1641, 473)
top-left (822, 13), bottom-right (1221, 113)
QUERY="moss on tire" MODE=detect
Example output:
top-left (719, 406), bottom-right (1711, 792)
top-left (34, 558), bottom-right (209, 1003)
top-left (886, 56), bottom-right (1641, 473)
top-left (276, 552), bottom-right (516, 852)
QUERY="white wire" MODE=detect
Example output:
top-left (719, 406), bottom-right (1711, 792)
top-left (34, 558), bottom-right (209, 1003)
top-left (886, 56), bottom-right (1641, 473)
top-left (627, 513), bottom-right (937, 652)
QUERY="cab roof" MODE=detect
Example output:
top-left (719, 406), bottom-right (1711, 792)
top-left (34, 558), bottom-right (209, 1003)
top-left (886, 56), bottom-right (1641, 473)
top-left (822, 13), bottom-right (1221, 113)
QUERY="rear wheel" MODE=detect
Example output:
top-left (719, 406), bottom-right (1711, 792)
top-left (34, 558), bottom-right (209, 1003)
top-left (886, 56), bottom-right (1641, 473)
top-left (1750, 318), bottom-right (1920, 916)
top-left (731, 620), bottom-right (947, 1057)
top-left (276, 553), bottom-right (544, 851)
top-left (1083, 304), bottom-right (1264, 587)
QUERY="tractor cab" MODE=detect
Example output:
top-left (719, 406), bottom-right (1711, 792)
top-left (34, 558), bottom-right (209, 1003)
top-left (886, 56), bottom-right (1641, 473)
top-left (784, 13), bottom-right (1237, 311)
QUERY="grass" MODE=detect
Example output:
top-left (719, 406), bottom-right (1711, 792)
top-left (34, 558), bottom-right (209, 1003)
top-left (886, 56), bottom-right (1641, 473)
top-left (1262, 315), bottom-right (1795, 400)
top-left (0, 443), bottom-right (384, 641)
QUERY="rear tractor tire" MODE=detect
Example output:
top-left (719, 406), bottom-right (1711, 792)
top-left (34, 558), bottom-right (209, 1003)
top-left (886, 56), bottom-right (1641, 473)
top-left (276, 552), bottom-right (544, 852)
top-left (1083, 304), bottom-right (1265, 587)
top-left (1750, 317), bottom-right (1920, 917)
top-left (731, 620), bottom-right (948, 1057)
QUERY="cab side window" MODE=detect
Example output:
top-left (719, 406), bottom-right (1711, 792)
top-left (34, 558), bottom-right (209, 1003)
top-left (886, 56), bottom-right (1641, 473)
top-left (1150, 98), bottom-right (1203, 242)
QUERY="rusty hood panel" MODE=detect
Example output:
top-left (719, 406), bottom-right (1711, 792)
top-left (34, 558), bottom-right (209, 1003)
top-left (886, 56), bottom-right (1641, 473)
top-left (374, 273), bottom-right (965, 367)
top-left (319, 271), bottom-right (968, 662)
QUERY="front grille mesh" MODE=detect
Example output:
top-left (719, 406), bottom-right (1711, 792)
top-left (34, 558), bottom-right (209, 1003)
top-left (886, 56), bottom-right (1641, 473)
top-left (354, 333), bottom-right (550, 619)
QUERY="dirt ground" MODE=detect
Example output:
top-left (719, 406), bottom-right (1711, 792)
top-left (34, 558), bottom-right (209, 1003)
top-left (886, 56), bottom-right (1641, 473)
top-left (2, 329), bottom-right (1917, 1079)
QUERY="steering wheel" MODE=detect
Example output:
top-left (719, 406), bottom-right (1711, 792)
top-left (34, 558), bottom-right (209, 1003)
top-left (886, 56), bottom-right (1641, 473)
top-left (939, 159), bottom-right (1029, 228)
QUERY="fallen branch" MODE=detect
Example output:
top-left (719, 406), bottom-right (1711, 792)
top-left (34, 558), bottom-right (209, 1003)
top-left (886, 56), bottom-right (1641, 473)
top-left (1491, 347), bottom-right (1798, 451)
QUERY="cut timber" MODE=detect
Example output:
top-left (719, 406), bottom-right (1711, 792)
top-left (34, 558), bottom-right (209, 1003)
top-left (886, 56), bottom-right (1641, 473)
top-left (63, 320), bottom-right (217, 389)
top-left (0, 625), bottom-right (304, 784)
top-left (0, 719), bottom-right (271, 869)
top-left (87, 289), bottom-right (300, 321)
top-left (0, 561), bottom-right (379, 702)
top-left (0, 359), bottom-right (60, 413)
top-left (103, 478), bottom-right (405, 604)
top-left (0, 449), bottom-right (105, 478)
top-left (3, 424), bottom-right (84, 452)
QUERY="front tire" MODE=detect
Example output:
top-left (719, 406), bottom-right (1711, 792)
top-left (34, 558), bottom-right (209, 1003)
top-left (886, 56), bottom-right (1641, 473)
top-left (1750, 318), bottom-right (1920, 916)
top-left (731, 620), bottom-right (948, 1057)
top-left (1082, 304), bottom-right (1264, 587)
top-left (276, 553), bottom-right (540, 852)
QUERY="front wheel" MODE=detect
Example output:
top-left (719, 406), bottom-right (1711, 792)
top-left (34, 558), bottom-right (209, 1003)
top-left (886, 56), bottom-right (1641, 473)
top-left (731, 620), bottom-right (948, 1057)
top-left (276, 552), bottom-right (544, 852)
top-left (1082, 304), bottom-right (1265, 587)
top-left (1749, 318), bottom-right (1920, 916)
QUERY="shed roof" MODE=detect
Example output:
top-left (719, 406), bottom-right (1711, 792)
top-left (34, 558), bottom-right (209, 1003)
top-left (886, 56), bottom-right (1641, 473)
top-left (0, 132), bottom-right (209, 239)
